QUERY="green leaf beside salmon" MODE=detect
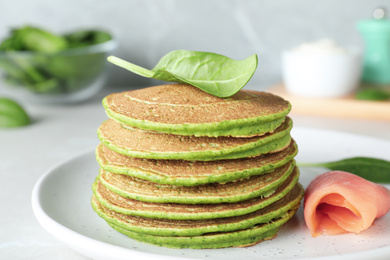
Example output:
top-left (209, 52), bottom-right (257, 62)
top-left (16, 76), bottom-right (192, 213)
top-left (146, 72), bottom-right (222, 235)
top-left (299, 157), bottom-right (390, 183)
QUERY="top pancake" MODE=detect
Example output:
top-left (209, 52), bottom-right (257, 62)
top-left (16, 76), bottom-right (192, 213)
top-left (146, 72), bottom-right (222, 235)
top-left (103, 84), bottom-right (291, 137)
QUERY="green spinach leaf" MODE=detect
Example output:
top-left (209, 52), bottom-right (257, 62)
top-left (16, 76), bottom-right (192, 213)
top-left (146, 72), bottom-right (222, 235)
top-left (0, 97), bottom-right (30, 127)
top-left (355, 88), bottom-right (390, 101)
top-left (7, 26), bottom-right (68, 53)
top-left (64, 30), bottom-right (112, 48)
top-left (298, 157), bottom-right (390, 183)
top-left (107, 50), bottom-right (258, 97)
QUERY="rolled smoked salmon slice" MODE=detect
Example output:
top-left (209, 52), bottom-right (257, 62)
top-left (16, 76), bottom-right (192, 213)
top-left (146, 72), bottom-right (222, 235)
top-left (304, 171), bottom-right (390, 237)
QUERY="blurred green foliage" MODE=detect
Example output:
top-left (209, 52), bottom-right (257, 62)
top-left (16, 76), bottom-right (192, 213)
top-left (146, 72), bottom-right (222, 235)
top-left (0, 26), bottom-right (113, 94)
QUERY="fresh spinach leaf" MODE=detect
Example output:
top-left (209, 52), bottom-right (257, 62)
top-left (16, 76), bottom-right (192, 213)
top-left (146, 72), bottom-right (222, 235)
top-left (0, 97), bottom-right (30, 127)
top-left (107, 50), bottom-right (258, 97)
top-left (64, 30), bottom-right (112, 48)
top-left (355, 88), bottom-right (390, 101)
top-left (298, 157), bottom-right (390, 183)
top-left (9, 26), bottom-right (68, 53)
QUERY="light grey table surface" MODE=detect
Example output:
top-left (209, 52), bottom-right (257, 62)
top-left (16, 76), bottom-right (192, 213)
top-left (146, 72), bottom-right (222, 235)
top-left (1, 85), bottom-right (390, 260)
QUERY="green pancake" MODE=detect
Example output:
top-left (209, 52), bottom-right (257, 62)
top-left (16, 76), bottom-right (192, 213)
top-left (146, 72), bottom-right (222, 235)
top-left (109, 223), bottom-right (281, 249)
top-left (98, 160), bottom-right (295, 204)
top-left (103, 84), bottom-right (291, 137)
top-left (97, 117), bottom-right (293, 161)
top-left (92, 166), bottom-right (300, 220)
top-left (91, 183), bottom-right (303, 248)
top-left (91, 183), bottom-right (303, 236)
top-left (96, 139), bottom-right (298, 186)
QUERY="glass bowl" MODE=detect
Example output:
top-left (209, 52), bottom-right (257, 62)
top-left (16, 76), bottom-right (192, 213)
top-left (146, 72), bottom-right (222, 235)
top-left (0, 39), bottom-right (116, 104)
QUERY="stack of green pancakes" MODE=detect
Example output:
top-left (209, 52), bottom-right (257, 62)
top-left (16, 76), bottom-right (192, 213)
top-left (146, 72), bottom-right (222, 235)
top-left (92, 83), bottom-right (304, 249)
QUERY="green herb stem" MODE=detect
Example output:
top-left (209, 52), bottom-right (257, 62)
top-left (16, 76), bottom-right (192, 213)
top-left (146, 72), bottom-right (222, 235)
top-left (107, 56), bottom-right (154, 78)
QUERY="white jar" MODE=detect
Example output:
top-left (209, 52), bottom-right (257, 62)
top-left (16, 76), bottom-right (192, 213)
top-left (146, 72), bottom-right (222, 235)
top-left (281, 39), bottom-right (362, 98)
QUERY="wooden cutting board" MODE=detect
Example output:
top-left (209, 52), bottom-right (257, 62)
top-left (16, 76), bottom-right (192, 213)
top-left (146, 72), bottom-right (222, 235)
top-left (267, 84), bottom-right (390, 121)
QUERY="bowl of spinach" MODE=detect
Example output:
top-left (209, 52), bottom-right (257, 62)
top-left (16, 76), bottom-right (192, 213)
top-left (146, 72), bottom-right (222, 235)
top-left (0, 26), bottom-right (116, 104)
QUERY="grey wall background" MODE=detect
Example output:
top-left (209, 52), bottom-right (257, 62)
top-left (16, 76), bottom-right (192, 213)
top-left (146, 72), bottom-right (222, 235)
top-left (1, 0), bottom-right (389, 91)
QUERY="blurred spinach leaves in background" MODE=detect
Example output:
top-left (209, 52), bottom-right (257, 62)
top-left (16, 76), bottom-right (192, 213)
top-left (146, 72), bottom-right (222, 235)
top-left (0, 26), bottom-right (112, 94)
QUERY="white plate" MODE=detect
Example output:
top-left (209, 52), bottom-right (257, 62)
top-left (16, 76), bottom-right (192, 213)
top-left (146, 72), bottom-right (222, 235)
top-left (32, 127), bottom-right (390, 260)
